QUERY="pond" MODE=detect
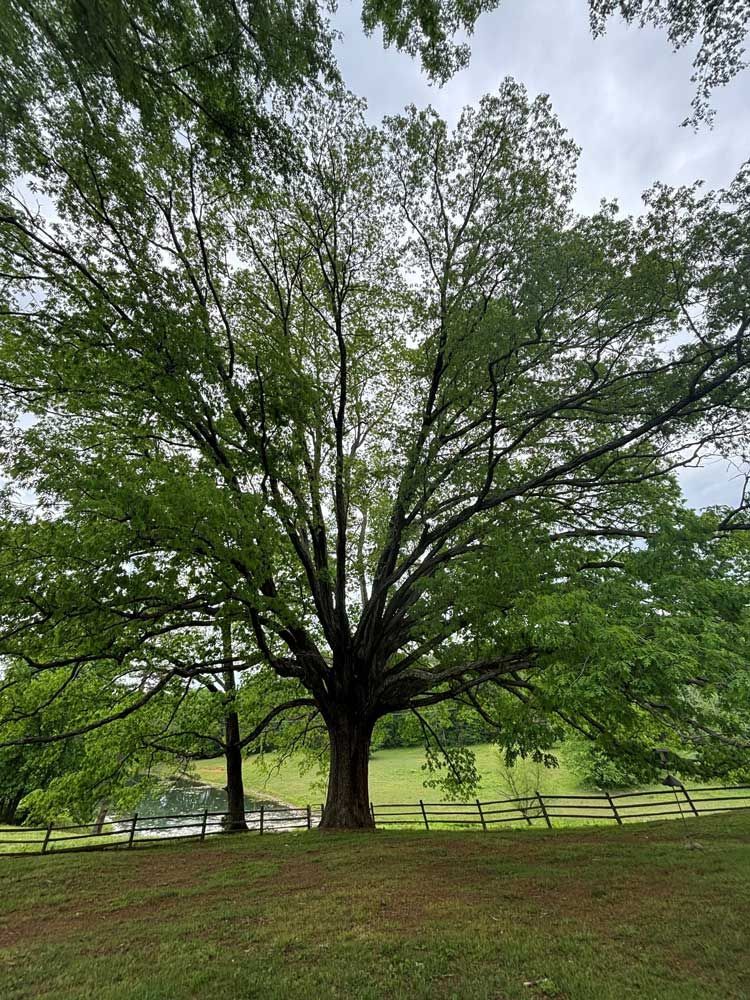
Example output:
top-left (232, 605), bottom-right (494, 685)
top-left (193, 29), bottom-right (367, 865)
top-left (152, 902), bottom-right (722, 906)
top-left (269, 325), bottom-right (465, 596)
top-left (112, 778), bottom-right (317, 838)
top-left (135, 777), bottom-right (272, 820)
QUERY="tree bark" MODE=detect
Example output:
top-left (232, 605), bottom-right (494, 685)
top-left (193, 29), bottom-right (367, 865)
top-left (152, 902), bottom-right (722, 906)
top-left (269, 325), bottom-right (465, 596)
top-left (319, 710), bottom-right (375, 830)
top-left (223, 709), bottom-right (248, 832)
top-left (91, 800), bottom-right (108, 835)
top-left (220, 628), bottom-right (248, 833)
top-left (0, 793), bottom-right (22, 825)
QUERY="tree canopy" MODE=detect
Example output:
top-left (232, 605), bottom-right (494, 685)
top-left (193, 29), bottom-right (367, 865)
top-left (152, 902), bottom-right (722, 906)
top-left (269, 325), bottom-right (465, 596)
top-left (2, 52), bottom-right (750, 826)
top-left (3, 1), bottom-right (747, 137)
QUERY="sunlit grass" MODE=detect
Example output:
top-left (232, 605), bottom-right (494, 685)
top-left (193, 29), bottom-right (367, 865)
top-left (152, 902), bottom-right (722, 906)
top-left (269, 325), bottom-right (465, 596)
top-left (195, 742), bottom-right (585, 808)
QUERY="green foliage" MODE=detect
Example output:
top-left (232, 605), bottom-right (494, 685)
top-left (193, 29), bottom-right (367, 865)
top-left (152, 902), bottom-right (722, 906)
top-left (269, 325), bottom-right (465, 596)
top-left (421, 741), bottom-right (481, 797)
top-left (372, 704), bottom-right (494, 750)
top-left (563, 736), bottom-right (649, 790)
top-left (361, 0), bottom-right (501, 81)
top-left (0, 0), bottom-right (336, 184)
top-left (1, 14), bottom-right (750, 825)
top-left (464, 510), bottom-right (750, 783)
top-left (0, 662), bottom-right (165, 824)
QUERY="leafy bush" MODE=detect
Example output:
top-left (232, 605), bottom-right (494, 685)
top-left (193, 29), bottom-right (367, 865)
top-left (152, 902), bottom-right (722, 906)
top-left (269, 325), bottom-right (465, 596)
top-left (564, 737), bottom-right (651, 790)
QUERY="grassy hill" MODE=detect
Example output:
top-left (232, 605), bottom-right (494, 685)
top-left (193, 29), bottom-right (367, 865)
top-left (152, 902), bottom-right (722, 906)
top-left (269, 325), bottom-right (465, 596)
top-left (2, 813), bottom-right (748, 999)
top-left (195, 743), bottom-right (586, 806)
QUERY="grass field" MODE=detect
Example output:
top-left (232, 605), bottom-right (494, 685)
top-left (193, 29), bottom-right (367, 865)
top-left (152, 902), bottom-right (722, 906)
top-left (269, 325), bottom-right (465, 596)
top-left (1, 812), bottom-right (748, 999)
top-left (0, 825), bottom-right (127, 856)
top-left (195, 743), bottom-right (585, 806)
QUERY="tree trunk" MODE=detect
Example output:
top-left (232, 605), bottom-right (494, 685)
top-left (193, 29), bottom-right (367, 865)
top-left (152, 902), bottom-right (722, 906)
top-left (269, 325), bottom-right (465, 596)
top-left (220, 630), bottom-right (248, 833)
top-left (0, 793), bottom-right (22, 825)
top-left (91, 801), bottom-right (108, 835)
top-left (319, 711), bottom-right (375, 830)
top-left (223, 709), bottom-right (248, 832)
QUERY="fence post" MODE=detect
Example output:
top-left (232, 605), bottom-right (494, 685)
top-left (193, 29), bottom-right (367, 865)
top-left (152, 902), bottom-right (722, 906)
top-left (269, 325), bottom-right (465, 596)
top-left (200, 809), bottom-right (209, 841)
top-left (41, 823), bottom-right (53, 854)
top-left (682, 786), bottom-right (699, 817)
top-left (370, 801), bottom-right (376, 826)
top-left (536, 791), bottom-right (552, 829)
top-left (605, 791), bottom-right (622, 826)
top-left (306, 804), bottom-right (312, 830)
top-left (128, 814), bottom-right (138, 849)
top-left (476, 799), bottom-right (487, 831)
top-left (419, 799), bottom-right (430, 830)
top-left (259, 804), bottom-right (264, 836)
top-left (520, 798), bottom-right (533, 826)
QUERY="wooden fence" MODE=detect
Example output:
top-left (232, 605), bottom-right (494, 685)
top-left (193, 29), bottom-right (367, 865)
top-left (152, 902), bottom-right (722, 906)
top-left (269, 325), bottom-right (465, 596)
top-left (1, 784), bottom-right (749, 857)
top-left (0, 804), bottom-right (321, 856)
top-left (370, 784), bottom-right (750, 828)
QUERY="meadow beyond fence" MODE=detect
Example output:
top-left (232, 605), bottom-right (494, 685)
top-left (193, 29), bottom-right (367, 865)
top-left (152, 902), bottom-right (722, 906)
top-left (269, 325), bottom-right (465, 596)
top-left (2, 785), bottom-right (749, 856)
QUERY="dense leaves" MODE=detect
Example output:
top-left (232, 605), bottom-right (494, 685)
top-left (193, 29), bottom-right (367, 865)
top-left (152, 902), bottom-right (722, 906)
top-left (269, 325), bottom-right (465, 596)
top-left (1, 3), bottom-right (750, 826)
top-left (0, 661), bottom-right (166, 824)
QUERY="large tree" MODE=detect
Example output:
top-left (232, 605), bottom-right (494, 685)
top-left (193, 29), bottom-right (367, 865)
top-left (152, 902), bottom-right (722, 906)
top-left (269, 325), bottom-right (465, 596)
top-left (2, 71), bottom-right (750, 826)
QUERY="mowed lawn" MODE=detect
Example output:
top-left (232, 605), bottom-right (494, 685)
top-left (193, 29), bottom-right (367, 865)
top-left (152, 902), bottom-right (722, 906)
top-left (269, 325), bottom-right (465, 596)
top-left (2, 813), bottom-right (749, 1000)
top-left (195, 743), bottom-right (585, 806)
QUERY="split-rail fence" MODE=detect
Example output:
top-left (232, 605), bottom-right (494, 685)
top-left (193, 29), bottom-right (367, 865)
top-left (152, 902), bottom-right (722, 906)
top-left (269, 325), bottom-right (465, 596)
top-left (1, 784), bottom-right (748, 857)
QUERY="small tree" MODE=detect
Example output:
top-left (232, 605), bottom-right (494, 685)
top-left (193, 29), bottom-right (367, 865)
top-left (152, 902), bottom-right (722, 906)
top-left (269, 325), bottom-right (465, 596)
top-left (141, 625), bottom-right (317, 831)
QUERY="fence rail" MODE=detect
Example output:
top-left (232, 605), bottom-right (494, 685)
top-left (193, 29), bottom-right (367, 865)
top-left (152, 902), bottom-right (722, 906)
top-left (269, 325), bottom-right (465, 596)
top-left (370, 785), bottom-right (750, 829)
top-left (0, 804), bottom-right (321, 856)
top-left (2, 784), bottom-right (749, 857)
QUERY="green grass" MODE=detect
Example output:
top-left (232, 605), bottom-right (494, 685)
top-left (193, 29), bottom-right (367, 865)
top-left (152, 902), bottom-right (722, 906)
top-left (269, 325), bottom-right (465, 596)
top-left (1, 812), bottom-right (749, 999)
top-left (0, 824), bottom-right (126, 856)
top-left (195, 743), bottom-right (585, 807)
top-left (0, 828), bottom-right (45, 855)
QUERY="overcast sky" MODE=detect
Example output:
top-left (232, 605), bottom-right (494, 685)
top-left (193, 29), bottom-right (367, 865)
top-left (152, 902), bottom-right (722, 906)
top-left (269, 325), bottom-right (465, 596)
top-left (332, 0), bottom-right (750, 511)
